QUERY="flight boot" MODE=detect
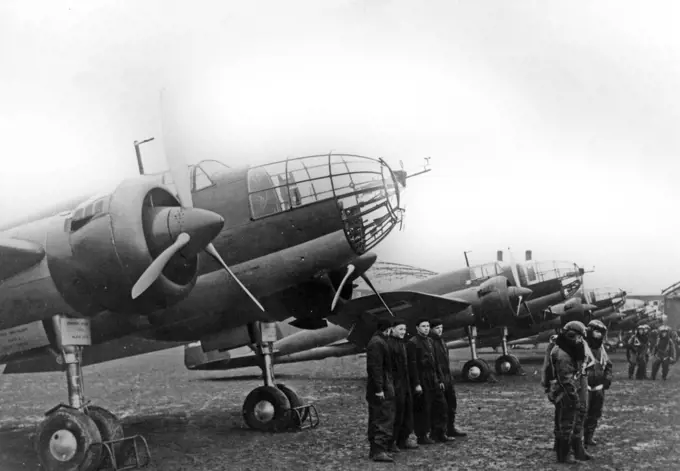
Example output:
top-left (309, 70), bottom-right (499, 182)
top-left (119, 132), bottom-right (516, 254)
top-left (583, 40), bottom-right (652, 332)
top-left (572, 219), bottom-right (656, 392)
top-left (556, 438), bottom-right (576, 464)
top-left (584, 432), bottom-right (597, 447)
top-left (572, 436), bottom-right (592, 461)
top-left (387, 442), bottom-right (401, 453)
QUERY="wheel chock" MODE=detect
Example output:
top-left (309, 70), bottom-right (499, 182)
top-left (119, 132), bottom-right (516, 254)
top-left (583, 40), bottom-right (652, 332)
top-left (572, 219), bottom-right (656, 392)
top-left (99, 434), bottom-right (151, 470)
top-left (292, 404), bottom-right (320, 430)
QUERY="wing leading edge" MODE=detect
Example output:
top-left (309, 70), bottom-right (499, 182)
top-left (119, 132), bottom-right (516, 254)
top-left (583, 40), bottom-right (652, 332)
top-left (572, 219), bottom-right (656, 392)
top-left (0, 238), bottom-right (46, 283)
top-left (332, 290), bottom-right (472, 348)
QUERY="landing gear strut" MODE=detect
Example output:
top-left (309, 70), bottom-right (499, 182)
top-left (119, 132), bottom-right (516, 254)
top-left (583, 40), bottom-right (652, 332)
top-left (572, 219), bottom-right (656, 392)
top-left (494, 326), bottom-right (523, 375)
top-left (461, 326), bottom-right (491, 382)
top-left (35, 315), bottom-right (150, 471)
top-left (242, 322), bottom-right (318, 431)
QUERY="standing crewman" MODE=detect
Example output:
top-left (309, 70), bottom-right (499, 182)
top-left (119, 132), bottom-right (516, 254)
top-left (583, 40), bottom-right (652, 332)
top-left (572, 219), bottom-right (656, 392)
top-left (408, 318), bottom-right (447, 445)
top-left (548, 321), bottom-right (590, 464)
top-left (584, 320), bottom-right (613, 447)
top-left (651, 325), bottom-right (677, 381)
top-left (365, 318), bottom-right (396, 462)
top-left (541, 333), bottom-right (560, 451)
top-left (649, 328), bottom-right (659, 353)
top-left (429, 318), bottom-right (467, 440)
top-left (627, 325), bottom-right (650, 380)
top-left (387, 318), bottom-right (419, 452)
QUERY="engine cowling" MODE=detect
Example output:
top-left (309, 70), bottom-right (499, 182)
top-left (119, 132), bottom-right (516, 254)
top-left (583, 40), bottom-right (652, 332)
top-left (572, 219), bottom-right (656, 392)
top-left (52, 178), bottom-right (223, 315)
top-left (476, 276), bottom-right (531, 327)
top-left (273, 252), bottom-right (378, 327)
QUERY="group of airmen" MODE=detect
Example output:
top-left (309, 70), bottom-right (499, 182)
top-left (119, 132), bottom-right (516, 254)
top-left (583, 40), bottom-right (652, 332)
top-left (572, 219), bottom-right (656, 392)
top-left (365, 317), bottom-right (466, 462)
top-left (363, 314), bottom-right (677, 464)
top-left (541, 319), bottom-right (677, 464)
top-left (624, 324), bottom-right (678, 381)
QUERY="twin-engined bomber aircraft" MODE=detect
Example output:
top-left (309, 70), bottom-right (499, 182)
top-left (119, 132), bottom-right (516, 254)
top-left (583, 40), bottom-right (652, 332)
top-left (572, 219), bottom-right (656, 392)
top-left (186, 250), bottom-right (587, 383)
top-left (0, 137), bottom-right (428, 470)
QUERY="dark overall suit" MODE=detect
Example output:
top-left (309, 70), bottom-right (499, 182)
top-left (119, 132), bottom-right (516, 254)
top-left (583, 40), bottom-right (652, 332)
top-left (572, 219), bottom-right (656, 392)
top-left (430, 332), bottom-right (458, 437)
top-left (550, 336), bottom-right (588, 462)
top-left (366, 331), bottom-right (395, 455)
top-left (626, 333), bottom-right (649, 379)
top-left (651, 335), bottom-right (677, 380)
top-left (387, 336), bottom-right (414, 447)
top-left (409, 333), bottom-right (447, 440)
top-left (584, 340), bottom-right (613, 443)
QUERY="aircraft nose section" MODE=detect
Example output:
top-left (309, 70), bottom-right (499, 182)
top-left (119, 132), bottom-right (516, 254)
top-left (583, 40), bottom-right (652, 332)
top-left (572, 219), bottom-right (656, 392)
top-left (146, 206), bottom-right (225, 258)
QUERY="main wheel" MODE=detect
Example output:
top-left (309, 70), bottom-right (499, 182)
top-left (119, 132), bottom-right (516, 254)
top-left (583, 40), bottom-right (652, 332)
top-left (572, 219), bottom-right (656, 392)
top-left (243, 385), bottom-right (292, 432)
top-left (495, 354), bottom-right (522, 375)
top-left (276, 383), bottom-right (308, 427)
top-left (85, 405), bottom-right (125, 468)
top-left (35, 406), bottom-right (103, 471)
top-left (462, 359), bottom-right (491, 382)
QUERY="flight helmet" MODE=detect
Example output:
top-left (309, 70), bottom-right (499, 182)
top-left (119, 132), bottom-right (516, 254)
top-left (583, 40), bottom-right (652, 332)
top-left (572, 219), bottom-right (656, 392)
top-left (563, 321), bottom-right (587, 337)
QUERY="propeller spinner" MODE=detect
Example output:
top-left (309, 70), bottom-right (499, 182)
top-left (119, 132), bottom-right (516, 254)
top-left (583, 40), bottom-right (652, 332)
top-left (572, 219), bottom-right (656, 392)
top-left (131, 91), bottom-right (265, 312)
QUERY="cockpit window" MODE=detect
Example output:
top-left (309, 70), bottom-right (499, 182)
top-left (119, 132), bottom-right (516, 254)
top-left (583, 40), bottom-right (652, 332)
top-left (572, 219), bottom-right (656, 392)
top-left (194, 166), bottom-right (213, 191)
top-left (520, 261), bottom-right (579, 285)
top-left (469, 262), bottom-right (500, 282)
top-left (246, 154), bottom-right (402, 252)
top-left (198, 160), bottom-right (230, 179)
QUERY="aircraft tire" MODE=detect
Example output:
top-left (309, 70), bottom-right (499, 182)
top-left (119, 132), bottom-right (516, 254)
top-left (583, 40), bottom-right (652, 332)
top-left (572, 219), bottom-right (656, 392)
top-left (35, 406), bottom-right (103, 471)
top-left (276, 383), bottom-right (308, 427)
top-left (85, 405), bottom-right (125, 468)
top-left (461, 359), bottom-right (490, 382)
top-left (243, 385), bottom-right (292, 432)
top-left (494, 354), bottom-right (521, 375)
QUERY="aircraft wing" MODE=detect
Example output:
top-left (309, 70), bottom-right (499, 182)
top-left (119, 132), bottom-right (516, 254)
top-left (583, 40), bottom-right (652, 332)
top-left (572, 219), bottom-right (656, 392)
top-left (331, 291), bottom-right (471, 348)
top-left (0, 238), bottom-right (45, 283)
top-left (2, 335), bottom-right (184, 374)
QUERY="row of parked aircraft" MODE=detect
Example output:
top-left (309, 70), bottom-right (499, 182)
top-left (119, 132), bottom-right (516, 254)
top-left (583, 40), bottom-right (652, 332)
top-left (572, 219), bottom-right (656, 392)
top-left (184, 253), bottom-right (660, 383)
top-left (0, 118), bottom-right (666, 470)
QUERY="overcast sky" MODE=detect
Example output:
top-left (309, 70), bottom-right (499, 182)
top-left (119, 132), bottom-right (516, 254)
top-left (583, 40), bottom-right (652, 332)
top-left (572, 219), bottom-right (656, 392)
top-left (2, 0), bottom-right (679, 294)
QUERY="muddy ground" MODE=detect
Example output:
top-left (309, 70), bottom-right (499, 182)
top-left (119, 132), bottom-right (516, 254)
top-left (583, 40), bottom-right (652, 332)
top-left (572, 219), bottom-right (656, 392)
top-left (1, 347), bottom-right (678, 470)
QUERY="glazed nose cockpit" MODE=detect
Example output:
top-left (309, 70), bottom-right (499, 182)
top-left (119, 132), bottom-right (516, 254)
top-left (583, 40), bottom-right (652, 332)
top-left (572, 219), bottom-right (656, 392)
top-left (246, 154), bottom-right (405, 255)
top-left (514, 260), bottom-right (583, 298)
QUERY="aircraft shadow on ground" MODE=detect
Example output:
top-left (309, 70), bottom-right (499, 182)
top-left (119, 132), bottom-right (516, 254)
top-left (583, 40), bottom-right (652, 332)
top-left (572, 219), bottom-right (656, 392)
top-left (191, 373), bottom-right (304, 382)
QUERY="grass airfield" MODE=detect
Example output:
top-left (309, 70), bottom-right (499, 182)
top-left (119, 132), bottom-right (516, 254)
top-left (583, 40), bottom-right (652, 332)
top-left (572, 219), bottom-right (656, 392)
top-left (1, 347), bottom-right (679, 470)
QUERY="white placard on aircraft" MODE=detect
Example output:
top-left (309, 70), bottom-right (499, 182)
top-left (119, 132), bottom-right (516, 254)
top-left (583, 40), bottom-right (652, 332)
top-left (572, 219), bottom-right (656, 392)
top-left (0, 321), bottom-right (50, 357)
top-left (260, 322), bottom-right (278, 342)
top-left (58, 317), bottom-right (92, 346)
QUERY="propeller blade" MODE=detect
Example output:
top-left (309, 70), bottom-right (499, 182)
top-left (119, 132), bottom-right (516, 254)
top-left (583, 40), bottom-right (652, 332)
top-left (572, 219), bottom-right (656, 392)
top-left (516, 295), bottom-right (523, 315)
top-left (204, 243), bottom-right (265, 312)
top-left (508, 248), bottom-right (522, 288)
top-left (132, 233), bottom-right (191, 299)
top-left (331, 264), bottom-right (356, 311)
top-left (360, 273), bottom-right (395, 317)
top-left (160, 89), bottom-right (194, 209)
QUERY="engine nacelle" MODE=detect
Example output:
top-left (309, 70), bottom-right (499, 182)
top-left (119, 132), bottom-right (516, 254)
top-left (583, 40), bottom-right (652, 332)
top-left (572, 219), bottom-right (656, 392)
top-left (56, 179), bottom-right (205, 315)
top-left (272, 252), bottom-right (378, 325)
top-left (476, 276), bottom-right (515, 326)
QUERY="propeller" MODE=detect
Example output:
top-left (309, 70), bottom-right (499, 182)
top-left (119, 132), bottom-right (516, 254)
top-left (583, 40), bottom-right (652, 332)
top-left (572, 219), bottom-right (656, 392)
top-left (131, 91), bottom-right (265, 312)
top-left (506, 248), bottom-right (537, 322)
top-left (331, 264), bottom-right (356, 311)
top-left (360, 273), bottom-right (395, 317)
top-left (132, 233), bottom-right (191, 299)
